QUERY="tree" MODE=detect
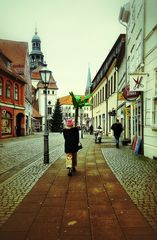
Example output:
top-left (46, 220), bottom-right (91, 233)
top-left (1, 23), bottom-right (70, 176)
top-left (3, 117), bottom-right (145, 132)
top-left (69, 91), bottom-right (92, 127)
top-left (49, 99), bottom-right (63, 132)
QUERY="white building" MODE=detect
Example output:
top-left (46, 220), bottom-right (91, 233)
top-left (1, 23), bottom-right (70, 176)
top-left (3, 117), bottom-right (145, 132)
top-left (120, 0), bottom-right (157, 158)
top-left (30, 31), bottom-right (58, 131)
top-left (91, 34), bottom-right (125, 136)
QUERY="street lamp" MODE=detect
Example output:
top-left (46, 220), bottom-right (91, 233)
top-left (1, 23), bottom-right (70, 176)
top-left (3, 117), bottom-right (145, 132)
top-left (39, 66), bottom-right (51, 164)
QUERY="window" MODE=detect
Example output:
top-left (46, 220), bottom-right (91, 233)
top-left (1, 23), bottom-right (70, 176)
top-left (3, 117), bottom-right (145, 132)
top-left (108, 80), bottom-right (110, 97)
top-left (48, 107), bottom-right (52, 115)
top-left (111, 76), bottom-right (113, 94)
top-left (152, 97), bottom-right (157, 126)
top-left (0, 78), bottom-right (2, 95)
top-left (114, 72), bottom-right (116, 92)
top-left (105, 83), bottom-right (107, 99)
top-left (102, 87), bottom-right (104, 101)
top-left (2, 111), bottom-right (12, 134)
top-left (6, 81), bottom-right (11, 98)
top-left (98, 92), bottom-right (100, 105)
top-left (136, 32), bottom-right (142, 68)
top-left (14, 84), bottom-right (18, 100)
top-left (145, 98), bottom-right (151, 126)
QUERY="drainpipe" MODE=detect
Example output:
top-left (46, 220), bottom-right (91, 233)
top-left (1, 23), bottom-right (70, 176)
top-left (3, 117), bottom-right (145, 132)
top-left (140, 0), bottom-right (145, 155)
top-left (106, 77), bottom-right (108, 136)
top-left (119, 21), bottom-right (128, 140)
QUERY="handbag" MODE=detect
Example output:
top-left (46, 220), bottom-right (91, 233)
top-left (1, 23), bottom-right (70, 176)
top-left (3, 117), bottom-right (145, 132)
top-left (66, 153), bottom-right (73, 169)
top-left (77, 142), bottom-right (83, 151)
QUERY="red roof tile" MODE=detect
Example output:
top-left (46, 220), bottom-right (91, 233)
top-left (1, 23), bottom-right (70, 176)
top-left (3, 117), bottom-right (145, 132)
top-left (0, 39), bottom-right (28, 66)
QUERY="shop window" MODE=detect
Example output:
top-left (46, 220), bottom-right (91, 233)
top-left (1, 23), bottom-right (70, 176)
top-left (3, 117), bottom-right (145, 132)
top-left (2, 111), bottom-right (12, 135)
top-left (0, 78), bottom-right (2, 95)
top-left (6, 81), bottom-right (11, 98)
top-left (14, 84), bottom-right (18, 100)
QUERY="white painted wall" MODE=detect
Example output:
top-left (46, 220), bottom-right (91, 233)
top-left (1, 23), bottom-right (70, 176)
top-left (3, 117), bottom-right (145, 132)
top-left (143, 0), bottom-right (157, 158)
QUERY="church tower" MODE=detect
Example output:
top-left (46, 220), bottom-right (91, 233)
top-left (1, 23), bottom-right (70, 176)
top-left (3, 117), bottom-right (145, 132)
top-left (85, 66), bottom-right (92, 95)
top-left (29, 29), bottom-right (44, 70)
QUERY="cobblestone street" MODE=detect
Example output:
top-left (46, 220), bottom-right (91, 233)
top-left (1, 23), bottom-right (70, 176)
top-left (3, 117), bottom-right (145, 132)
top-left (0, 133), bottom-right (157, 237)
top-left (0, 133), bottom-right (64, 226)
top-left (102, 141), bottom-right (157, 233)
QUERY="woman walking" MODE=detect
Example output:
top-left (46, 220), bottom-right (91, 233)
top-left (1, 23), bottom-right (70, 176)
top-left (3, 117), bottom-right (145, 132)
top-left (63, 119), bottom-right (79, 176)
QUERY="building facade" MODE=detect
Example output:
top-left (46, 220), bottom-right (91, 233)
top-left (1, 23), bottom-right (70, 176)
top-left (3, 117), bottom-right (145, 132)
top-left (0, 51), bottom-right (26, 138)
top-left (0, 39), bottom-right (32, 137)
top-left (91, 34), bottom-right (125, 136)
top-left (119, 0), bottom-right (157, 158)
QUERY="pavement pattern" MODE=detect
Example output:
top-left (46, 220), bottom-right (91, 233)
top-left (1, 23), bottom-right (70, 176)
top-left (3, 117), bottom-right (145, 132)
top-left (0, 134), bottom-right (156, 239)
top-left (0, 133), bottom-right (64, 227)
top-left (102, 144), bottom-right (157, 233)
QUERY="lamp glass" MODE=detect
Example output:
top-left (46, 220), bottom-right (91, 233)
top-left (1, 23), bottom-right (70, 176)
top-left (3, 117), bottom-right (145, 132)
top-left (40, 67), bottom-right (51, 85)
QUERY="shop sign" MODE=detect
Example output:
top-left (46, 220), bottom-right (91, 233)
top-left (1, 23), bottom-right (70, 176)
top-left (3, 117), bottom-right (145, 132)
top-left (129, 73), bottom-right (148, 91)
top-left (122, 85), bottom-right (140, 101)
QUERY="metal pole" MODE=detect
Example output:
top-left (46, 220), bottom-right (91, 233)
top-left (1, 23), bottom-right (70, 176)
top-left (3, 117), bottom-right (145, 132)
top-left (44, 87), bottom-right (49, 164)
top-left (80, 108), bottom-right (83, 138)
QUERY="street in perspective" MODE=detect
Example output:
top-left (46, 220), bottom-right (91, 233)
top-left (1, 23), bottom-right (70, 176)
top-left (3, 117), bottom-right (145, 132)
top-left (0, 0), bottom-right (157, 239)
top-left (0, 133), bottom-right (157, 239)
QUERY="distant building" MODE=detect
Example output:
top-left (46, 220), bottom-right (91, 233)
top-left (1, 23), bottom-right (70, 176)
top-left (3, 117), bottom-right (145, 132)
top-left (85, 66), bottom-right (92, 96)
top-left (29, 29), bottom-right (44, 70)
top-left (59, 95), bottom-right (91, 130)
top-left (90, 34), bottom-right (125, 134)
top-left (29, 30), bottom-right (58, 131)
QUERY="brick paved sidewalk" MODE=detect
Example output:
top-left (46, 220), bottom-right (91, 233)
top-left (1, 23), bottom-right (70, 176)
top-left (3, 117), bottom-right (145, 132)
top-left (0, 137), bottom-right (156, 240)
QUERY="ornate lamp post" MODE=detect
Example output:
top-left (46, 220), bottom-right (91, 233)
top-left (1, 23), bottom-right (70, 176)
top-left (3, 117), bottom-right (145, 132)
top-left (39, 66), bottom-right (51, 164)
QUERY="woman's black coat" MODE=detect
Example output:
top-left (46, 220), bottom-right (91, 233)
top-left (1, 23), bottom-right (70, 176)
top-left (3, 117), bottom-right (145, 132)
top-left (63, 127), bottom-right (79, 153)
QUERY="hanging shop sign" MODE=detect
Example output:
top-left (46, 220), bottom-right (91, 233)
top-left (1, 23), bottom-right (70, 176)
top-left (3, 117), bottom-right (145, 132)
top-left (129, 73), bottom-right (148, 91)
top-left (122, 85), bottom-right (140, 101)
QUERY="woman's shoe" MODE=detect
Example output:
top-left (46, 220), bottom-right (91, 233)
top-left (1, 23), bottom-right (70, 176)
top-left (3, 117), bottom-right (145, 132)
top-left (68, 168), bottom-right (73, 176)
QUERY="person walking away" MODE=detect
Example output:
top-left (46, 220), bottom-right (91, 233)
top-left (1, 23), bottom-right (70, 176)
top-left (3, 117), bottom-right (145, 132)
top-left (89, 125), bottom-right (93, 135)
top-left (111, 119), bottom-right (123, 148)
top-left (63, 119), bottom-right (79, 176)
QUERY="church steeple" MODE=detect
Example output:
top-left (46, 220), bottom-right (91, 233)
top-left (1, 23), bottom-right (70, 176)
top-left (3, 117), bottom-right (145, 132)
top-left (29, 29), bottom-right (44, 70)
top-left (85, 66), bottom-right (92, 95)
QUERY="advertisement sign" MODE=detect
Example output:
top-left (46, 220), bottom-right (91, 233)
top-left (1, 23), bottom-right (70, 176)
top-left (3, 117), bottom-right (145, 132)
top-left (129, 73), bottom-right (148, 91)
top-left (122, 85), bottom-right (140, 101)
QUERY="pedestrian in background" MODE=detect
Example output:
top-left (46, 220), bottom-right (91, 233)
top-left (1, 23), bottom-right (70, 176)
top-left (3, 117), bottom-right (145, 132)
top-left (89, 125), bottom-right (93, 134)
top-left (63, 119), bottom-right (79, 176)
top-left (111, 119), bottom-right (123, 148)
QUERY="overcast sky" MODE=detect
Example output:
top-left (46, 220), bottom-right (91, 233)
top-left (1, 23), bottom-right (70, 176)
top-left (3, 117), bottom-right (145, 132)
top-left (0, 0), bottom-right (127, 97)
